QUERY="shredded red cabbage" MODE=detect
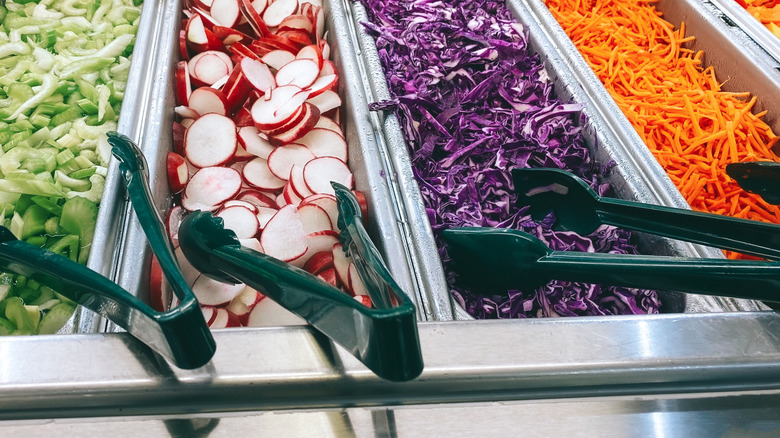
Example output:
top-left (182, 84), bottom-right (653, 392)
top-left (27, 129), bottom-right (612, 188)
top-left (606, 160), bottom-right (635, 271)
top-left (359, 0), bottom-right (661, 317)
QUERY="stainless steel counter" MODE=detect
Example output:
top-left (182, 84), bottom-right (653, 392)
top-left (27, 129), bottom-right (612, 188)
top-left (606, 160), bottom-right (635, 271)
top-left (4, 390), bottom-right (780, 437)
top-left (3, 315), bottom-right (780, 422)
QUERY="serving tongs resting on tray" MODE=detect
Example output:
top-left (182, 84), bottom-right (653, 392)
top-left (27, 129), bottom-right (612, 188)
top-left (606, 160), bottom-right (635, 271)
top-left (726, 161), bottom-right (780, 205)
top-left (98, 132), bottom-right (216, 369)
top-left (175, 182), bottom-right (423, 381)
top-left (443, 168), bottom-right (780, 302)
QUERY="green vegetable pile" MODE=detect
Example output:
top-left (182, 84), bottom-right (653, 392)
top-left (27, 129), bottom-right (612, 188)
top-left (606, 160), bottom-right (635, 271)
top-left (0, 0), bottom-right (141, 334)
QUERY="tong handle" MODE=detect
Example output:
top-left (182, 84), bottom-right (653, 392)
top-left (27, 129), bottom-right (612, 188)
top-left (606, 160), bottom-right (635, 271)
top-left (178, 211), bottom-right (423, 382)
top-left (108, 132), bottom-right (193, 302)
top-left (536, 250), bottom-right (780, 302)
top-left (595, 198), bottom-right (780, 259)
top-left (0, 235), bottom-right (214, 369)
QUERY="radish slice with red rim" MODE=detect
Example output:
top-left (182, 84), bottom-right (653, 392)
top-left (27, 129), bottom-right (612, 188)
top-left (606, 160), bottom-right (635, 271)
top-left (182, 166), bottom-right (242, 211)
top-left (302, 157), bottom-right (353, 196)
top-left (275, 59), bottom-right (320, 88)
top-left (193, 274), bottom-right (245, 306)
top-left (266, 143), bottom-right (316, 180)
top-left (260, 204), bottom-right (308, 262)
top-left (216, 205), bottom-right (260, 239)
top-left (242, 156), bottom-right (286, 190)
top-left (184, 113), bottom-right (237, 167)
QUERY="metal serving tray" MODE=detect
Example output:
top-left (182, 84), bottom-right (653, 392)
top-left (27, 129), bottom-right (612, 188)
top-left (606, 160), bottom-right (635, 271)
top-left (106, 0), bottom-right (425, 329)
top-left (58, 0), bottom-right (173, 334)
top-left (346, 0), bottom-right (768, 321)
top-left (707, 0), bottom-right (780, 65)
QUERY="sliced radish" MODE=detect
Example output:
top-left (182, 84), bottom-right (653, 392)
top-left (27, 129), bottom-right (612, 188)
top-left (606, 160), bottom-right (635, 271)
top-left (276, 192), bottom-right (288, 208)
top-left (239, 237), bottom-right (264, 253)
top-left (295, 45), bottom-right (323, 70)
top-left (289, 164), bottom-right (314, 198)
top-left (149, 256), bottom-right (171, 312)
top-left (292, 231), bottom-right (338, 268)
top-left (298, 203), bottom-right (332, 234)
top-left (210, 0), bottom-right (240, 27)
top-left (251, 0), bottom-right (268, 14)
top-left (295, 127), bottom-right (347, 162)
top-left (176, 246), bottom-right (202, 286)
top-left (317, 268), bottom-right (338, 288)
top-left (279, 14), bottom-right (314, 35)
top-left (306, 89), bottom-right (341, 114)
top-left (301, 193), bottom-right (338, 230)
top-left (216, 205), bottom-right (260, 239)
top-left (174, 105), bottom-right (200, 119)
top-left (210, 75), bottom-right (230, 90)
top-left (173, 121), bottom-right (187, 155)
top-left (212, 25), bottom-right (251, 45)
top-left (332, 242), bottom-right (351, 288)
top-left (247, 297), bottom-right (306, 327)
top-left (166, 205), bottom-right (187, 247)
top-left (319, 60), bottom-right (336, 77)
top-left (186, 15), bottom-right (224, 53)
top-left (184, 114), bottom-right (237, 167)
top-left (261, 204), bottom-right (308, 262)
top-left (268, 102), bottom-right (320, 144)
top-left (234, 107), bottom-right (255, 127)
top-left (262, 49), bottom-right (296, 71)
top-left (277, 29), bottom-right (312, 48)
top-left (167, 152), bottom-right (189, 194)
top-left (230, 160), bottom-right (248, 175)
top-left (275, 59), bottom-right (319, 88)
top-left (193, 274), bottom-right (245, 306)
top-left (262, 0), bottom-right (297, 27)
top-left (237, 126), bottom-right (276, 159)
top-left (303, 157), bottom-right (353, 196)
top-left (354, 295), bottom-right (371, 308)
top-left (192, 7), bottom-right (223, 29)
top-left (181, 118), bottom-right (196, 129)
top-left (201, 306), bottom-right (217, 326)
top-left (305, 73), bottom-right (337, 98)
top-left (175, 61), bottom-right (192, 106)
top-left (238, 0), bottom-right (271, 37)
top-left (182, 167), bottom-right (242, 211)
top-left (188, 87), bottom-right (228, 116)
top-left (222, 67), bottom-right (252, 113)
top-left (255, 206), bottom-right (278, 228)
top-left (209, 308), bottom-right (242, 328)
top-left (179, 29), bottom-right (190, 61)
top-left (238, 189), bottom-right (277, 208)
top-left (240, 57), bottom-right (276, 94)
top-left (283, 181), bottom-right (303, 205)
top-left (234, 143), bottom-right (255, 161)
top-left (189, 51), bottom-right (233, 86)
top-left (242, 157), bottom-right (286, 190)
top-left (227, 286), bottom-right (264, 325)
top-left (303, 250), bottom-right (333, 275)
top-left (266, 143), bottom-right (316, 180)
top-left (348, 263), bottom-right (368, 296)
top-left (251, 85), bottom-right (308, 131)
top-left (313, 116), bottom-right (342, 135)
top-left (353, 190), bottom-right (369, 222)
top-left (223, 200), bottom-right (259, 213)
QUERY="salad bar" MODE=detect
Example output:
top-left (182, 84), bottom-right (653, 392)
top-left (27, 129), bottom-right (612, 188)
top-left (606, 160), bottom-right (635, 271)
top-left (3, 0), bottom-right (780, 433)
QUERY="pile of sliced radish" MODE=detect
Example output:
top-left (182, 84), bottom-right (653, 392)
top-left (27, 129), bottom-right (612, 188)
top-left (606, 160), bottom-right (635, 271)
top-left (156, 0), bottom-right (374, 329)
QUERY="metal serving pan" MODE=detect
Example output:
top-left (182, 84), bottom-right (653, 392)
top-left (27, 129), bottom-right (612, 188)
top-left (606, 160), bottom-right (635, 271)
top-left (707, 0), bottom-right (780, 65)
top-left (345, 0), bottom-right (769, 321)
top-left (106, 0), bottom-right (425, 330)
top-left (58, 0), bottom-right (175, 334)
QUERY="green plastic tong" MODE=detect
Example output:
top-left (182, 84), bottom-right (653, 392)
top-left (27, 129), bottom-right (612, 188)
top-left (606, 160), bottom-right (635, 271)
top-left (726, 161), bottom-right (780, 205)
top-left (176, 181), bottom-right (423, 382)
top-left (0, 133), bottom-right (216, 369)
top-left (443, 168), bottom-right (780, 302)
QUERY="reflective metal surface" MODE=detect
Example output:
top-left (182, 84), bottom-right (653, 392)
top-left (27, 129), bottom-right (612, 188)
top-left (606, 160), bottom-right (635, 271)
top-left (4, 391), bottom-right (780, 438)
top-left (347, 0), bottom-right (768, 320)
top-left (4, 315), bottom-right (780, 420)
top-left (107, 0), bottom-right (424, 330)
top-left (59, 0), bottom-right (171, 334)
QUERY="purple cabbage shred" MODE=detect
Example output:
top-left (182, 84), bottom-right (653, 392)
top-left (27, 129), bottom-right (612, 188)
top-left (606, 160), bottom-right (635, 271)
top-left (359, 0), bottom-right (661, 317)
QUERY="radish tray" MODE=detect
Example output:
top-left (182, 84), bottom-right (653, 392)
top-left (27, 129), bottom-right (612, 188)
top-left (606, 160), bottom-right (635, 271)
top-left (107, 0), bottom-right (422, 331)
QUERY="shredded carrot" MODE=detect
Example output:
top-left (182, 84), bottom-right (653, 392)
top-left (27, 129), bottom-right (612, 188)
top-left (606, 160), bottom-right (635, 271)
top-left (546, 0), bottom-right (780, 260)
